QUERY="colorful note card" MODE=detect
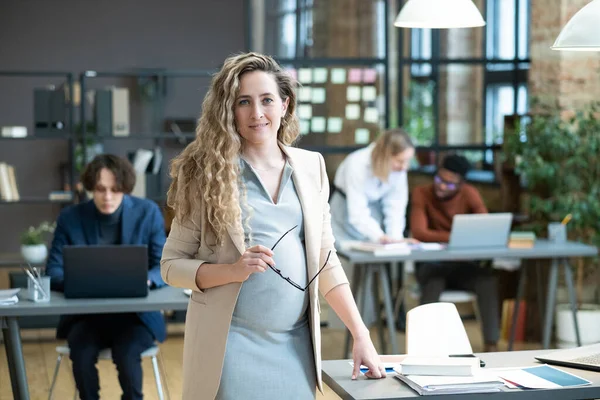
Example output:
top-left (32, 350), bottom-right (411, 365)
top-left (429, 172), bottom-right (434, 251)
top-left (298, 105), bottom-right (313, 119)
top-left (311, 117), bottom-right (326, 133)
top-left (311, 87), bottom-right (326, 104)
top-left (348, 68), bottom-right (362, 83)
top-left (363, 68), bottom-right (377, 83)
top-left (355, 128), bottom-right (371, 144)
top-left (345, 104), bottom-right (361, 120)
top-left (327, 117), bottom-right (343, 133)
top-left (299, 119), bottom-right (310, 135)
top-left (298, 87), bottom-right (312, 102)
top-left (347, 86), bottom-right (361, 102)
top-left (298, 68), bottom-right (312, 84)
top-left (331, 68), bottom-right (346, 84)
top-left (362, 86), bottom-right (377, 102)
top-left (364, 107), bottom-right (379, 124)
top-left (313, 68), bottom-right (328, 83)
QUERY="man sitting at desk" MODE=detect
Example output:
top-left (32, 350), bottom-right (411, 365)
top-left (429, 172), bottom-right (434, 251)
top-left (46, 154), bottom-right (167, 400)
top-left (410, 154), bottom-right (500, 352)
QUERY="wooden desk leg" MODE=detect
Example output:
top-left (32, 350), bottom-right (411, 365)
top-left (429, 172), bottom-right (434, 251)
top-left (542, 259), bottom-right (559, 349)
top-left (378, 264), bottom-right (398, 355)
top-left (344, 262), bottom-right (363, 358)
top-left (562, 258), bottom-right (582, 347)
top-left (2, 316), bottom-right (30, 400)
top-left (508, 265), bottom-right (527, 351)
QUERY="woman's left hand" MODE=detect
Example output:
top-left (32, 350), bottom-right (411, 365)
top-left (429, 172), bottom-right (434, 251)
top-left (351, 333), bottom-right (386, 380)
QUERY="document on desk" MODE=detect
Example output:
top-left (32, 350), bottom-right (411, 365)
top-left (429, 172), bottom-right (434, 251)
top-left (394, 370), bottom-right (506, 395)
top-left (495, 364), bottom-right (591, 389)
top-left (0, 288), bottom-right (20, 306)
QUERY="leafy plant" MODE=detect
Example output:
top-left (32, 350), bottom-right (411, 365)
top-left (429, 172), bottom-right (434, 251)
top-left (403, 80), bottom-right (435, 146)
top-left (21, 221), bottom-right (56, 246)
top-left (504, 100), bottom-right (600, 304)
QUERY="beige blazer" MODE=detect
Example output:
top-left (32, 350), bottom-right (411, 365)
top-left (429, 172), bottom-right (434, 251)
top-left (161, 146), bottom-right (349, 400)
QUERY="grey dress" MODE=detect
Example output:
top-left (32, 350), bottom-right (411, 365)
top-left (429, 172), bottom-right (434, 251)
top-left (215, 159), bottom-right (316, 400)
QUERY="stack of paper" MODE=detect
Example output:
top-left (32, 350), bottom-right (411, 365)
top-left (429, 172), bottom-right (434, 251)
top-left (0, 288), bottom-right (20, 306)
top-left (348, 242), bottom-right (411, 256)
top-left (394, 371), bottom-right (505, 396)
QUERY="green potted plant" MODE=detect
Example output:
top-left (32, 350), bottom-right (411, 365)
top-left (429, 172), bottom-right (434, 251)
top-left (20, 221), bottom-right (56, 264)
top-left (505, 100), bottom-right (600, 346)
top-left (403, 80), bottom-right (435, 166)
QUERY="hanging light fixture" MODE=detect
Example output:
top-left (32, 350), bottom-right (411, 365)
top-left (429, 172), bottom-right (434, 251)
top-left (394, 0), bottom-right (485, 29)
top-left (552, 0), bottom-right (600, 51)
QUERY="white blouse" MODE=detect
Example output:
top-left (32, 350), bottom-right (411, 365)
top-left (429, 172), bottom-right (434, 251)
top-left (333, 143), bottom-right (409, 242)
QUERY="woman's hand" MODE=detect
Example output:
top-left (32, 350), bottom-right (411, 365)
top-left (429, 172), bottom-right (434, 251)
top-left (231, 245), bottom-right (275, 282)
top-left (351, 333), bottom-right (386, 380)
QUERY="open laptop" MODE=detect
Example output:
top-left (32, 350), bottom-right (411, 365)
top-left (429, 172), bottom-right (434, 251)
top-left (535, 343), bottom-right (600, 372)
top-left (448, 213), bottom-right (513, 250)
top-left (63, 245), bottom-right (149, 299)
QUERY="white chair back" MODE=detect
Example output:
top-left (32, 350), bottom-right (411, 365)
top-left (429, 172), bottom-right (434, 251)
top-left (406, 302), bottom-right (473, 356)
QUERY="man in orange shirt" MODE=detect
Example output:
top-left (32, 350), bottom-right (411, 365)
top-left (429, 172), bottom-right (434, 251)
top-left (410, 154), bottom-right (499, 352)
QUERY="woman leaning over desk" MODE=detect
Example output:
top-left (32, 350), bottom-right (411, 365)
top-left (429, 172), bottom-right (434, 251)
top-left (330, 128), bottom-right (415, 246)
top-left (160, 52), bottom-right (385, 400)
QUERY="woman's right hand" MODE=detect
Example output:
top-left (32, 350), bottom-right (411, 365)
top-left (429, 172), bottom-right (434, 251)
top-left (231, 245), bottom-right (275, 282)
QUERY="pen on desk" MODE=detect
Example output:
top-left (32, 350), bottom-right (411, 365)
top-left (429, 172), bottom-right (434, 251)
top-left (561, 213), bottom-right (572, 225)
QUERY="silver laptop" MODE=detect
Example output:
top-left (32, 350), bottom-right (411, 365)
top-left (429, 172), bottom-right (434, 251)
top-left (535, 343), bottom-right (600, 372)
top-left (448, 213), bottom-right (513, 250)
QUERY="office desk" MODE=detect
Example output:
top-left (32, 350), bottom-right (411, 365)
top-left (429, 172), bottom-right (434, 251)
top-left (0, 285), bottom-right (189, 400)
top-left (322, 350), bottom-right (600, 399)
top-left (338, 240), bottom-right (598, 356)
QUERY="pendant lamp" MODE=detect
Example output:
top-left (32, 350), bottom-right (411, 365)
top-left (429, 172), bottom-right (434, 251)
top-left (394, 0), bottom-right (486, 29)
top-left (552, 0), bottom-right (600, 51)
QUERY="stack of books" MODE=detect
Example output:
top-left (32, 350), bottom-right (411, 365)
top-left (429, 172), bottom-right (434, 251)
top-left (0, 162), bottom-right (19, 201)
top-left (393, 356), bottom-right (506, 395)
top-left (508, 231), bottom-right (536, 249)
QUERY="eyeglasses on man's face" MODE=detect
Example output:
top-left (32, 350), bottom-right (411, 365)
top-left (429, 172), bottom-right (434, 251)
top-left (267, 225), bottom-right (331, 292)
top-left (434, 175), bottom-right (459, 191)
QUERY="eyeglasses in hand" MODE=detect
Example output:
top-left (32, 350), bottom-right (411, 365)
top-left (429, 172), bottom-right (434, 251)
top-left (267, 225), bottom-right (331, 291)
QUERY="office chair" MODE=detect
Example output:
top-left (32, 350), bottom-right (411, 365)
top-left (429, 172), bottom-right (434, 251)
top-left (48, 345), bottom-right (169, 400)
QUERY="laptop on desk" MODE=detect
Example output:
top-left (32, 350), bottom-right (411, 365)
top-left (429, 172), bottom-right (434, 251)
top-left (535, 343), bottom-right (600, 372)
top-left (448, 213), bottom-right (513, 250)
top-left (63, 245), bottom-right (149, 299)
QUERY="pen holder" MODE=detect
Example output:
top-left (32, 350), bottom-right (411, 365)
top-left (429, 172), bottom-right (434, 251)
top-left (548, 222), bottom-right (567, 243)
top-left (26, 275), bottom-right (51, 302)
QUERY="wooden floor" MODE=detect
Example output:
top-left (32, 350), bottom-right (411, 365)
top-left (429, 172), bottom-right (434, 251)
top-left (0, 318), bottom-right (540, 400)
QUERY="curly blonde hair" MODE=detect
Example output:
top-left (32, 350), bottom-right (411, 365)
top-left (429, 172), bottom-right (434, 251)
top-left (167, 52), bottom-right (300, 245)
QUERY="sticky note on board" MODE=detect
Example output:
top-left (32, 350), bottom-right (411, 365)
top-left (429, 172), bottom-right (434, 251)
top-left (299, 119), bottom-right (310, 135)
top-left (311, 117), bottom-right (326, 133)
top-left (311, 87), bottom-right (326, 104)
top-left (362, 86), bottom-right (377, 102)
top-left (298, 105), bottom-right (313, 119)
top-left (348, 68), bottom-right (362, 83)
top-left (363, 68), bottom-right (377, 83)
top-left (345, 104), bottom-right (361, 120)
top-left (286, 68), bottom-right (297, 81)
top-left (327, 117), bottom-right (343, 133)
top-left (364, 107), bottom-right (379, 124)
top-left (355, 128), bottom-right (371, 144)
top-left (347, 86), bottom-right (361, 102)
top-left (298, 87), bottom-right (312, 102)
top-left (298, 68), bottom-right (312, 83)
top-left (331, 68), bottom-right (346, 84)
top-left (313, 68), bottom-right (328, 83)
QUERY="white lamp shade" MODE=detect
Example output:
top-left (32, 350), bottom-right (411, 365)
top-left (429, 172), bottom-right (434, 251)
top-left (552, 0), bottom-right (600, 51)
top-left (394, 0), bottom-right (485, 29)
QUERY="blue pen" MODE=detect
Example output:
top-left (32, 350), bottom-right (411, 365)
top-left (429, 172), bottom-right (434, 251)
top-left (360, 367), bottom-right (395, 373)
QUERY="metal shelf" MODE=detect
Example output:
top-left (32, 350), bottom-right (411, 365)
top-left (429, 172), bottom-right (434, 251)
top-left (0, 135), bottom-right (75, 141)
